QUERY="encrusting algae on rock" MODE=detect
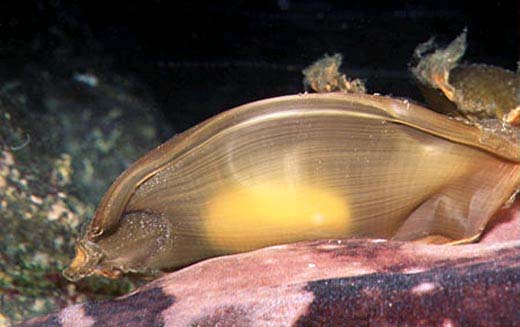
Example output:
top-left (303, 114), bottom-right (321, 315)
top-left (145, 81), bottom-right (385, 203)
top-left (0, 70), bottom-right (166, 325)
top-left (0, 119), bottom-right (87, 323)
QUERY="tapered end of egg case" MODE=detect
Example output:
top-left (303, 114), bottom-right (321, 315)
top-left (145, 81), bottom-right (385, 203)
top-left (62, 239), bottom-right (119, 281)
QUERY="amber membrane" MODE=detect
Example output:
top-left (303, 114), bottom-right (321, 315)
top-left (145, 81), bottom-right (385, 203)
top-left (64, 93), bottom-right (520, 281)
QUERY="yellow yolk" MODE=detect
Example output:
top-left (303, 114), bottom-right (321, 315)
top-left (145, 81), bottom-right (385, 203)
top-left (205, 182), bottom-right (350, 252)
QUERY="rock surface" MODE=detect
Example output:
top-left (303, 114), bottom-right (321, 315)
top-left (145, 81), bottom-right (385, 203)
top-left (18, 199), bottom-right (520, 327)
top-left (0, 70), bottom-right (167, 325)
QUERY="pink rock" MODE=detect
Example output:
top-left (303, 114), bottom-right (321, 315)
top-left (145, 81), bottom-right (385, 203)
top-left (19, 199), bottom-right (520, 327)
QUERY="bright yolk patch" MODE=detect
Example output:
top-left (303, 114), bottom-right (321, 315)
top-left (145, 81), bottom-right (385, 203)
top-left (205, 182), bottom-right (350, 252)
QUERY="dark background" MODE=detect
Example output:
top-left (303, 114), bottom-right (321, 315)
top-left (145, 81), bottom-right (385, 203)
top-left (0, 0), bottom-right (518, 131)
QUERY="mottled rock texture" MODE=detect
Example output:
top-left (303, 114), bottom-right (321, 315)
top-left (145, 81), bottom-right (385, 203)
top-left (0, 70), bottom-right (167, 325)
top-left (18, 199), bottom-right (520, 327)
